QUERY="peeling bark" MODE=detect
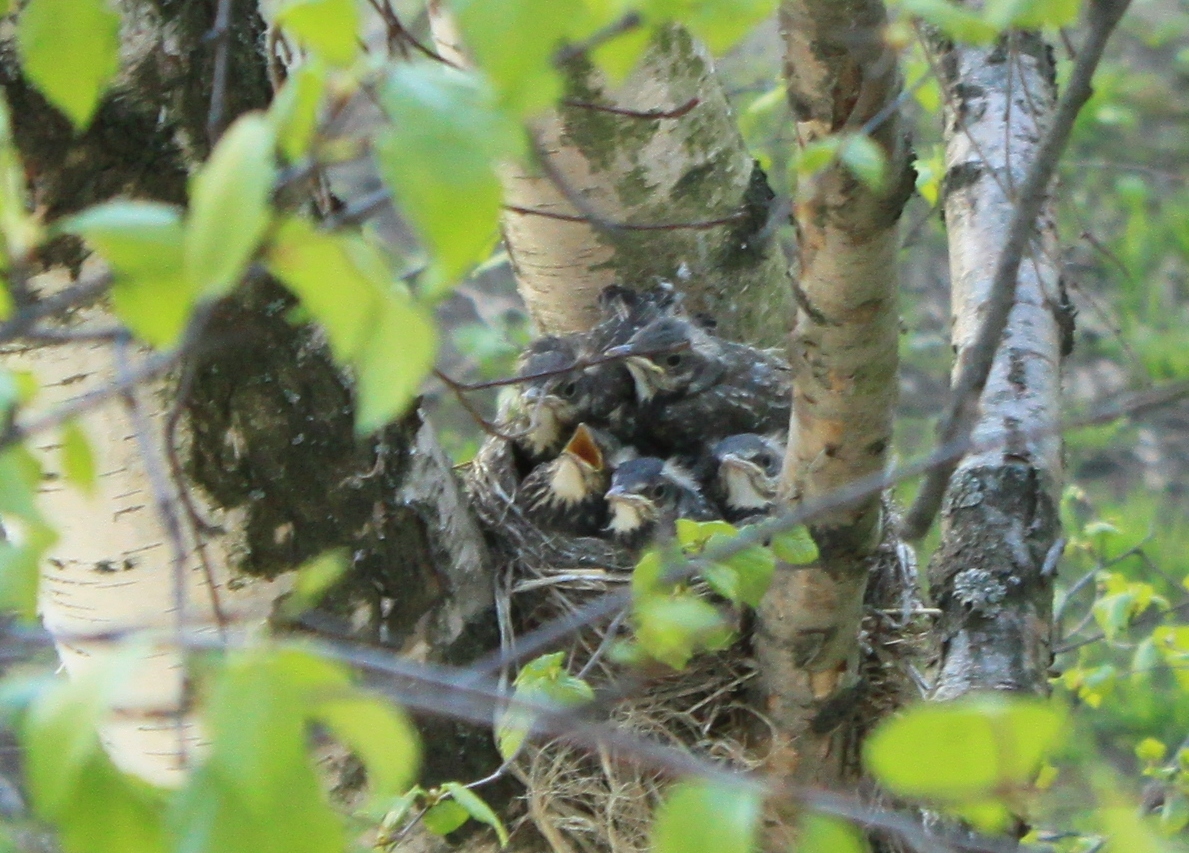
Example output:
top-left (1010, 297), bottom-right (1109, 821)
top-left (927, 30), bottom-right (1063, 699)
top-left (431, 8), bottom-right (794, 345)
top-left (757, 0), bottom-right (915, 787)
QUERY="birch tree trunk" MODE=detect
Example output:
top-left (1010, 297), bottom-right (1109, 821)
top-left (757, 0), bottom-right (916, 788)
top-left (2, 1), bottom-right (494, 787)
top-left (927, 29), bottom-right (1064, 699)
top-left (432, 8), bottom-right (795, 345)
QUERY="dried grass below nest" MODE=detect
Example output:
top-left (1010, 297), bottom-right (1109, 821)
top-left (465, 437), bottom-right (927, 853)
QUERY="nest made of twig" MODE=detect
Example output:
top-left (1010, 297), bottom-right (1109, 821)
top-left (464, 435), bottom-right (929, 853)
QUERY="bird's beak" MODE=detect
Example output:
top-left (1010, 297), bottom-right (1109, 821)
top-left (605, 351), bottom-right (663, 403)
top-left (563, 423), bottom-right (604, 471)
top-left (720, 453), bottom-right (762, 478)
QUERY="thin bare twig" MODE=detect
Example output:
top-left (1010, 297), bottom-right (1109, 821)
top-left (206, 0), bottom-right (236, 145)
top-left (114, 337), bottom-right (192, 765)
top-left (901, 0), bottom-right (1134, 540)
top-left (561, 97), bottom-right (700, 120)
top-left (0, 272), bottom-right (113, 344)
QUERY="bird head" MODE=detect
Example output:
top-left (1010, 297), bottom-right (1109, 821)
top-left (603, 316), bottom-right (723, 402)
top-left (603, 456), bottom-right (705, 540)
top-left (712, 434), bottom-right (783, 513)
top-left (510, 343), bottom-right (584, 456)
top-left (546, 423), bottom-right (607, 504)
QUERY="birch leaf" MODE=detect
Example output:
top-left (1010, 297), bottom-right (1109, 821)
top-left (422, 799), bottom-right (469, 836)
top-left (268, 59), bottom-right (328, 162)
top-left (439, 784), bottom-right (509, 847)
top-left (64, 201), bottom-right (195, 347)
top-left (352, 285), bottom-right (436, 434)
top-left (652, 780), bottom-right (760, 853)
top-left (266, 217), bottom-right (381, 363)
top-left (17, 0), bottom-right (120, 129)
top-left (893, 0), bottom-right (998, 43)
top-left (310, 693), bottom-right (420, 804)
top-left (452, 0), bottom-right (587, 115)
top-left (650, 0), bottom-right (775, 54)
top-left (797, 813), bottom-right (867, 853)
top-left (374, 64), bottom-right (518, 297)
top-left (61, 421), bottom-right (96, 496)
top-left (184, 113), bottom-right (277, 297)
top-left (865, 695), bottom-right (1065, 800)
top-left (274, 0), bottom-right (360, 65)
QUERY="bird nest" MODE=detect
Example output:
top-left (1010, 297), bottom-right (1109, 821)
top-left (460, 286), bottom-right (926, 851)
top-left (465, 433), bottom-right (769, 853)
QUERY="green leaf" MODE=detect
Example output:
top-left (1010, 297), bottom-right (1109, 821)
top-left (770, 525), bottom-right (818, 565)
top-left (65, 202), bottom-right (185, 276)
top-left (275, 0), bottom-right (360, 65)
top-left (440, 783), bottom-right (509, 847)
top-left (184, 113), bottom-right (277, 297)
top-left (50, 753), bottom-right (169, 853)
top-left (498, 653), bottom-right (593, 760)
top-left (894, 0), bottom-right (999, 43)
top-left (452, 0), bottom-right (590, 115)
top-left (0, 524), bottom-right (53, 619)
top-left (172, 646), bottom-right (348, 853)
top-left (281, 550), bottom-right (348, 617)
top-left (652, 779), bottom-right (760, 853)
top-left (422, 799), bottom-right (469, 837)
top-left (798, 812), bottom-right (867, 853)
top-left (21, 647), bottom-right (170, 853)
top-left (864, 695), bottom-right (1065, 801)
top-left (374, 64), bottom-right (519, 296)
top-left (311, 693), bottom-right (420, 804)
top-left (267, 218), bottom-right (386, 363)
top-left (634, 594), bottom-right (731, 670)
top-left (838, 135), bottom-right (887, 191)
top-left (352, 287), bottom-right (436, 434)
top-left (23, 672), bottom-right (107, 817)
top-left (61, 421), bottom-right (96, 495)
top-left (268, 59), bottom-right (328, 162)
top-left (17, 0), bottom-right (120, 129)
top-left (703, 534), bottom-right (774, 607)
top-left (0, 445), bottom-right (53, 619)
top-left (651, 0), bottom-right (776, 54)
top-left (64, 201), bottom-right (195, 346)
top-left (983, 0), bottom-right (1081, 29)
top-left (0, 96), bottom-right (39, 263)
top-left (676, 518), bottom-right (738, 550)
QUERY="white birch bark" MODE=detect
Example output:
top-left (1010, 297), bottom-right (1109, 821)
top-left (431, 6), bottom-right (794, 345)
top-left (5, 265), bottom-right (287, 787)
top-left (928, 30), bottom-right (1063, 698)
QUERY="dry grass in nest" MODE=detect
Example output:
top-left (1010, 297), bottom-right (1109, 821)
top-left (465, 438), bottom-right (927, 853)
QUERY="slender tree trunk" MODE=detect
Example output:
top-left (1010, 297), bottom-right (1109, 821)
top-left (757, 0), bottom-right (916, 789)
top-left (927, 29), bottom-right (1064, 699)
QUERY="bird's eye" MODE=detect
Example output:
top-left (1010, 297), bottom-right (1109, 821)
top-left (664, 353), bottom-right (684, 368)
top-left (560, 380), bottom-right (578, 399)
top-left (650, 483), bottom-right (670, 501)
top-left (759, 454), bottom-right (780, 476)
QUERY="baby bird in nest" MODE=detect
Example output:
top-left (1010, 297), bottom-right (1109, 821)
top-left (604, 314), bottom-right (792, 453)
top-left (516, 424), bottom-right (621, 537)
top-left (705, 433), bottom-right (785, 523)
top-left (503, 286), bottom-right (690, 465)
top-left (604, 456), bottom-right (719, 550)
